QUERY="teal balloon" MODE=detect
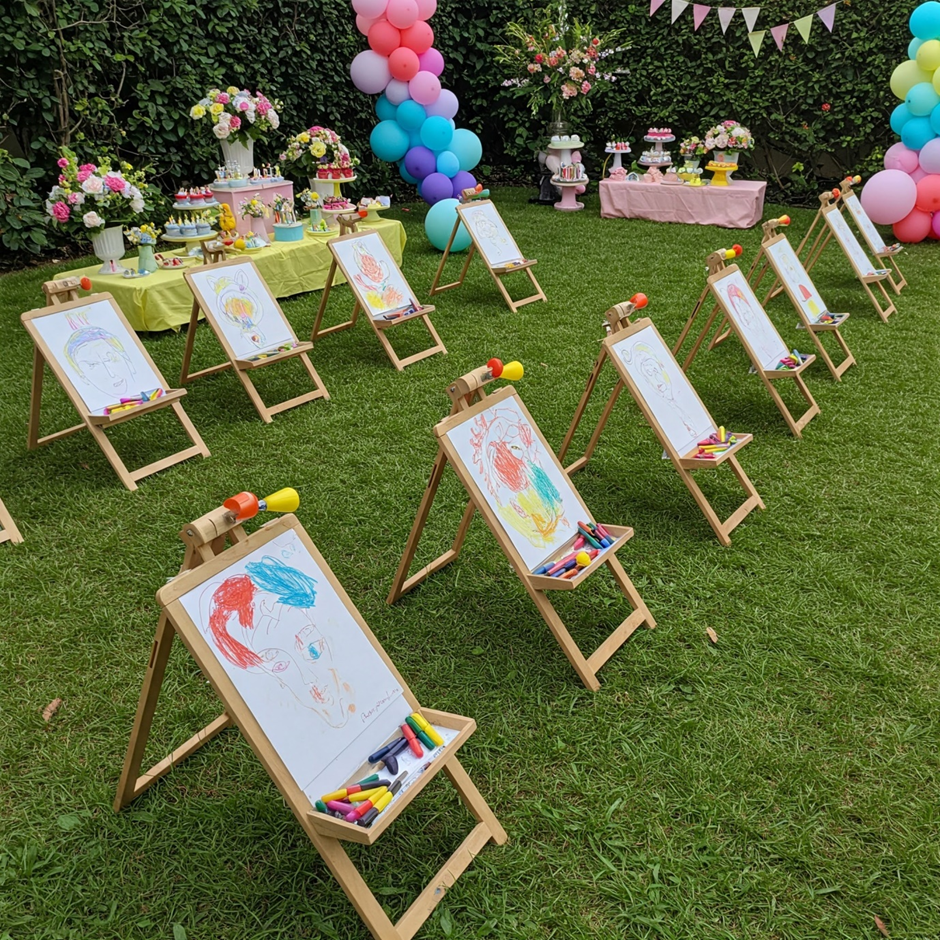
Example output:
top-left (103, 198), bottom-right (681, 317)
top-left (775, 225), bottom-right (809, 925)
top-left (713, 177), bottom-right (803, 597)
top-left (891, 103), bottom-right (915, 135)
top-left (375, 95), bottom-right (398, 122)
top-left (906, 81), bottom-right (940, 116)
top-left (449, 128), bottom-right (483, 171)
top-left (425, 198), bottom-right (471, 252)
top-left (397, 100), bottom-right (427, 132)
top-left (910, 1), bottom-right (940, 40)
top-left (436, 150), bottom-right (460, 177)
top-left (901, 116), bottom-right (935, 150)
top-left (930, 102), bottom-right (940, 135)
top-left (370, 120), bottom-right (410, 162)
top-left (420, 115), bottom-right (454, 151)
top-left (398, 160), bottom-right (419, 184)
top-left (909, 37), bottom-right (925, 59)
top-left (409, 129), bottom-right (423, 149)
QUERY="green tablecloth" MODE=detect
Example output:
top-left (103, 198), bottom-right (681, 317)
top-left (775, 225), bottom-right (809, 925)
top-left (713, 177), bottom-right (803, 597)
top-left (72, 218), bottom-right (407, 332)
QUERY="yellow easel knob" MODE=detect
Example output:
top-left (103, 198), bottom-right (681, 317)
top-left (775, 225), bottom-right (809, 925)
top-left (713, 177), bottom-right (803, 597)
top-left (501, 361), bottom-right (524, 381)
top-left (260, 488), bottom-right (300, 513)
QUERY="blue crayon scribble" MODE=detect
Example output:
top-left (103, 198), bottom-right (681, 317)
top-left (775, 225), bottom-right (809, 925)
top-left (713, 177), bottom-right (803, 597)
top-left (245, 555), bottom-right (318, 608)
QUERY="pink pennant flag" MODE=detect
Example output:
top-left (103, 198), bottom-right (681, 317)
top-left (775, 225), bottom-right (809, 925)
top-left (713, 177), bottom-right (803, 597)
top-left (742, 7), bottom-right (761, 31)
top-left (671, 0), bottom-right (690, 23)
top-left (718, 7), bottom-right (736, 33)
top-left (693, 4), bottom-right (711, 30)
top-left (770, 22), bottom-right (788, 50)
top-left (650, 0), bottom-right (666, 14)
top-left (817, 3), bottom-right (836, 32)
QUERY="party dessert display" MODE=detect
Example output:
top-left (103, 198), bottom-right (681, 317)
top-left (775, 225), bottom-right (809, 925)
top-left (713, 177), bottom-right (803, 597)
top-left (175, 186), bottom-right (219, 208)
top-left (548, 134), bottom-right (584, 149)
top-left (214, 164), bottom-right (249, 188)
top-left (639, 148), bottom-right (672, 166)
top-left (250, 164), bottom-right (285, 182)
top-left (553, 162), bottom-right (587, 182)
top-left (280, 125), bottom-right (358, 180)
top-left (644, 127), bottom-right (675, 142)
top-left (271, 193), bottom-right (303, 242)
top-left (605, 140), bottom-right (631, 151)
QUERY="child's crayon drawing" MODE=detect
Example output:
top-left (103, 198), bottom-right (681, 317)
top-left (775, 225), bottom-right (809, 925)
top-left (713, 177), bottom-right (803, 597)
top-left (332, 232), bottom-right (412, 318)
top-left (764, 238), bottom-right (829, 323)
top-left (712, 269), bottom-right (788, 370)
top-left (843, 193), bottom-right (887, 254)
top-left (462, 202), bottom-right (523, 268)
top-left (826, 207), bottom-right (879, 277)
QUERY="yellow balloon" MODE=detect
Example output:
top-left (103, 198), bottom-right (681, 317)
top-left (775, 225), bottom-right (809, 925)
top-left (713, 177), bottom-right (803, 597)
top-left (932, 67), bottom-right (940, 95)
top-left (917, 39), bottom-right (940, 72)
top-left (891, 59), bottom-right (934, 100)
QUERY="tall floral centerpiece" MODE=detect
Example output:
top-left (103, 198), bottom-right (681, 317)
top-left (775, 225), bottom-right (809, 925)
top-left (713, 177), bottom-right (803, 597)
top-left (703, 121), bottom-right (754, 165)
top-left (45, 148), bottom-right (151, 274)
top-left (678, 136), bottom-right (706, 169)
top-left (190, 87), bottom-right (282, 175)
top-left (279, 126), bottom-right (357, 185)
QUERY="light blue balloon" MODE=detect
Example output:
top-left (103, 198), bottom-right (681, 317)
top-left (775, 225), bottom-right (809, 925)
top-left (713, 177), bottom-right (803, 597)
top-left (399, 160), bottom-right (419, 185)
top-left (375, 95), bottom-right (398, 122)
top-left (420, 115), bottom-right (454, 152)
top-left (891, 103), bottom-right (915, 135)
top-left (930, 102), bottom-right (940, 135)
top-left (397, 100), bottom-right (427, 132)
top-left (436, 150), bottom-right (460, 178)
top-left (370, 120), bottom-right (410, 162)
top-left (409, 129), bottom-right (424, 150)
top-left (449, 128), bottom-right (483, 172)
top-left (425, 198), bottom-right (471, 252)
top-left (910, 1), bottom-right (940, 40)
top-left (906, 81), bottom-right (940, 117)
top-left (901, 115), bottom-right (936, 150)
top-left (909, 37), bottom-right (925, 60)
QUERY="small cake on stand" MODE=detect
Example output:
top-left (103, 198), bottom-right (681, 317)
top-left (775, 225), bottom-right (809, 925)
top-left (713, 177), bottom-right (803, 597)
top-left (605, 140), bottom-right (632, 174)
top-left (548, 134), bottom-right (588, 211)
top-left (638, 127), bottom-right (675, 171)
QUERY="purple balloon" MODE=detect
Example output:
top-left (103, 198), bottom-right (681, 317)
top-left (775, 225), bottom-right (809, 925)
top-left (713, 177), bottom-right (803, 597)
top-left (425, 88), bottom-right (458, 119)
top-left (418, 47), bottom-right (444, 76)
top-left (404, 145), bottom-right (437, 180)
top-left (385, 79), bottom-right (412, 105)
top-left (421, 171), bottom-right (454, 205)
top-left (451, 171), bottom-right (476, 197)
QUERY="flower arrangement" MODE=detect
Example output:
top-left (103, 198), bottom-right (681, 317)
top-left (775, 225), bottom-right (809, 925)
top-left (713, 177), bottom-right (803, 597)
top-left (297, 188), bottom-right (322, 210)
top-left (125, 223), bottom-right (161, 245)
top-left (239, 193), bottom-right (269, 219)
top-left (190, 87), bottom-right (282, 143)
top-left (703, 121), bottom-right (755, 153)
top-left (679, 136), bottom-right (706, 158)
top-left (495, 3), bottom-right (626, 118)
top-left (271, 193), bottom-right (297, 224)
top-left (279, 126), bottom-right (358, 177)
top-left (44, 148), bottom-right (150, 236)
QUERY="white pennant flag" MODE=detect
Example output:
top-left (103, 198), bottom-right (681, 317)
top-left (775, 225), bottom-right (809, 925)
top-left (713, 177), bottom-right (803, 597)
top-left (671, 0), bottom-right (690, 23)
top-left (742, 7), bottom-right (761, 31)
top-left (718, 7), bottom-right (736, 33)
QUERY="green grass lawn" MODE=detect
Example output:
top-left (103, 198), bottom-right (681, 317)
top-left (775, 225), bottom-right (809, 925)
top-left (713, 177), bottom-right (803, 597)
top-left (1, 185), bottom-right (939, 940)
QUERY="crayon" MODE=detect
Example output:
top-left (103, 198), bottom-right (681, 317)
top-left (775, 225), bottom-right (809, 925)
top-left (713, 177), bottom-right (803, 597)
top-left (315, 800), bottom-right (329, 813)
top-left (348, 787), bottom-right (387, 802)
top-left (576, 524), bottom-right (602, 550)
top-left (593, 522), bottom-right (614, 542)
top-left (368, 741), bottom-right (397, 764)
top-left (383, 754), bottom-right (399, 776)
top-left (373, 776), bottom-right (405, 816)
top-left (405, 716), bottom-right (435, 749)
top-left (345, 798), bottom-right (378, 822)
top-left (547, 552), bottom-right (579, 575)
top-left (387, 736), bottom-right (410, 757)
top-left (401, 722), bottom-right (424, 757)
top-left (327, 800), bottom-right (355, 813)
top-left (560, 567), bottom-right (579, 580)
top-left (357, 808), bottom-right (380, 827)
top-left (550, 559), bottom-right (578, 577)
top-left (533, 560), bottom-right (554, 575)
top-left (354, 774), bottom-right (381, 786)
top-left (573, 535), bottom-right (586, 550)
top-left (410, 713), bottom-right (444, 747)
top-left (321, 784), bottom-right (370, 802)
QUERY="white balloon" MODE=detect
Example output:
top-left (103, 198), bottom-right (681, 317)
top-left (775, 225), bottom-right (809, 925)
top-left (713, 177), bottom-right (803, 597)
top-left (385, 78), bottom-right (412, 104)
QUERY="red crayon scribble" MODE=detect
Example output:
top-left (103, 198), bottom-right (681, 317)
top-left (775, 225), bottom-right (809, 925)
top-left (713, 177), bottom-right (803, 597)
top-left (491, 441), bottom-right (528, 491)
top-left (209, 575), bottom-right (263, 668)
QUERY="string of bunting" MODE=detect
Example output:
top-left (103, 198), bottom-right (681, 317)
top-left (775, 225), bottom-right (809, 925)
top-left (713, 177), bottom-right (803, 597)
top-left (650, 0), bottom-right (846, 56)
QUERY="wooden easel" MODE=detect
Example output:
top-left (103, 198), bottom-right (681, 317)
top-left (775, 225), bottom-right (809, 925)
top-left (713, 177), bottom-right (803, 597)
top-left (115, 504), bottom-right (506, 940)
top-left (181, 257), bottom-right (329, 423)
top-left (428, 199), bottom-right (546, 313)
top-left (313, 230), bottom-right (446, 371)
top-left (389, 373), bottom-right (655, 691)
top-left (675, 252), bottom-right (820, 438)
top-left (23, 281), bottom-right (209, 491)
top-left (839, 178), bottom-right (907, 294)
top-left (0, 498), bottom-right (23, 545)
top-left (557, 297), bottom-right (647, 474)
top-left (797, 192), bottom-right (897, 322)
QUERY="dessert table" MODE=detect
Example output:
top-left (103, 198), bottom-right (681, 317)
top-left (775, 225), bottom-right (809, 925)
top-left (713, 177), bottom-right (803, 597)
top-left (599, 178), bottom-right (767, 229)
top-left (70, 217), bottom-right (407, 332)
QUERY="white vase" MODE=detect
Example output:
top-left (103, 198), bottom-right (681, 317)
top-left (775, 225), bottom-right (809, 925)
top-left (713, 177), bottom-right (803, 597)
top-left (308, 176), bottom-right (336, 199)
top-left (714, 150), bottom-right (739, 166)
top-left (91, 225), bottom-right (127, 275)
top-left (221, 138), bottom-right (255, 176)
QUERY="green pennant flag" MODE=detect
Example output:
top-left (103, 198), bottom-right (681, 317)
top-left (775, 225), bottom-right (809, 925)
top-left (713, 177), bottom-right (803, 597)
top-left (794, 13), bottom-right (813, 42)
top-left (748, 30), bottom-right (766, 56)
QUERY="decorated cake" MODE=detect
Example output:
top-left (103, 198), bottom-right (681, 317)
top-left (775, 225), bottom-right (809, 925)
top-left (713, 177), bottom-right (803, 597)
top-left (553, 162), bottom-right (587, 182)
top-left (640, 149), bottom-right (672, 165)
top-left (323, 196), bottom-right (353, 210)
top-left (644, 127), bottom-right (675, 141)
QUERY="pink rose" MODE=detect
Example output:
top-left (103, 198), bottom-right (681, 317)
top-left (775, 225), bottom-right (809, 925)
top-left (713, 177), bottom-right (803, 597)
top-left (76, 169), bottom-right (91, 183)
top-left (216, 92), bottom-right (230, 104)
top-left (581, 81), bottom-right (591, 94)
top-left (57, 157), bottom-right (69, 168)
top-left (229, 115), bottom-right (241, 130)
top-left (51, 201), bottom-right (71, 222)
top-left (58, 174), bottom-right (67, 185)
top-left (104, 174), bottom-right (126, 192)
top-left (67, 192), bottom-right (82, 204)
top-left (79, 163), bottom-right (96, 172)
top-left (237, 99), bottom-right (250, 111)
top-left (257, 101), bottom-right (270, 116)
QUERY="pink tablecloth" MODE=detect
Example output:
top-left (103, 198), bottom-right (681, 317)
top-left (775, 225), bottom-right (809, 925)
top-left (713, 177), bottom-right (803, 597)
top-left (599, 179), bottom-right (767, 229)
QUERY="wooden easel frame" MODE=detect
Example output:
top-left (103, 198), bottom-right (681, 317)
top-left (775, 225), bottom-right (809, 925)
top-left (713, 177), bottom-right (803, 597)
top-left (312, 230), bottom-right (446, 371)
top-left (428, 199), bottom-right (546, 313)
top-left (839, 179), bottom-right (906, 294)
top-left (0, 498), bottom-right (23, 545)
top-left (23, 284), bottom-right (209, 491)
top-left (115, 508), bottom-right (506, 940)
top-left (389, 379), bottom-right (655, 691)
top-left (181, 257), bottom-right (329, 423)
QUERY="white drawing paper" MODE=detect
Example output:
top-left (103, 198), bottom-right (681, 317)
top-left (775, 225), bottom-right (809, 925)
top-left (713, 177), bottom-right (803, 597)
top-left (178, 529), bottom-right (407, 803)
top-left (444, 394), bottom-right (584, 571)
top-left (188, 262), bottom-right (294, 358)
top-left (826, 207), bottom-right (879, 277)
top-left (31, 299), bottom-right (165, 416)
top-left (764, 238), bottom-right (829, 323)
top-left (331, 231), bottom-right (414, 319)
top-left (712, 269), bottom-right (789, 370)
top-left (843, 193), bottom-right (887, 254)
top-left (610, 326), bottom-right (715, 456)
top-left (460, 202), bottom-right (524, 268)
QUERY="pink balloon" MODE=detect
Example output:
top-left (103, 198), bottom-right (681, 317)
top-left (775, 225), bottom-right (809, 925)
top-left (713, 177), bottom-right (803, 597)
top-left (400, 20), bottom-right (434, 53)
top-left (919, 137), bottom-right (940, 173)
top-left (915, 173), bottom-right (940, 211)
top-left (352, 0), bottom-right (387, 17)
top-left (859, 169), bottom-right (917, 225)
top-left (884, 142), bottom-right (920, 174)
top-left (356, 13), bottom-right (382, 34)
top-left (893, 206), bottom-right (933, 242)
top-left (368, 19), bottom-right (401, 55)
top-left (389, 45), bottom-right (420, 81)
top-left (425, 88), bottom-right (458, 119)
top-left (932, 210), bottom-right (940, 238)
top-left (415, 0), bottom-right (436, 17)
top-left (350, 49), bottom-right (391, 95)
top-left (911, 166), bottom-right (928, 183)
top-left (409, 70), bottom-right (441, 105)
top-left (418, 47), bottom-right (444, 76)
top-left (386, 0), bottom-right (418, 29)
top-left (385, 78), bottom-right (412, 105)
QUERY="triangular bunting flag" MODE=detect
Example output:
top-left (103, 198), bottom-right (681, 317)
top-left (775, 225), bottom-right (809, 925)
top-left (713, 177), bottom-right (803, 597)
top-left (693, 4), bottom-right (710, 30)
top-left (742, 7), bottom-right (761, 31)
top-left (748, 29), bottom-right (766, 56)
top-left (794, 13), bottom-right (813, 42)
top-left (671, 0), bottom-right (689, 23)
top-left (770, 23), bottom-right (788, 50)
top-left (817, 3), bottom-right (836, 32)
top-left (718, 7), bottom-right (736, 33)
top-left (650, 0), bottom-right (666, 15)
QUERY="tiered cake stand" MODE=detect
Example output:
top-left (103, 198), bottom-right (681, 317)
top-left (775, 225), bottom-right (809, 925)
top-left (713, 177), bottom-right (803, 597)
top-left (605, 144), bottom-right (632, 174)
top-left (637, 133), bottom-right (675, 170)
top-left (548, 137), bottom-right (588, 212)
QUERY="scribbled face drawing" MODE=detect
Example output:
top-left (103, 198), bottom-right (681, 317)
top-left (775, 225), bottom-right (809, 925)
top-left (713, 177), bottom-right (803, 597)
top-left (206, 269), bottom-right (266, 349)
top-left (471, 210), bottom-right (500, 241)
top-left (65, 327), bottom-right (136, 399)
top-left (469, 407), bottom-right (566, 548)
top-left (351, 241), bottom-right (405, 311)
top-left (624, 342), bottom-right (697, 436)
top-left (727, 283), bottom-right (755, 326)
top-left (205, 556), bottom-right (355, 728)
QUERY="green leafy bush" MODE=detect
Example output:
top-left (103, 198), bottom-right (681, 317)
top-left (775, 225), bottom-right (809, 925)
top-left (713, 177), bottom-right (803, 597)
top-left (0, 150), bottom-right (49, 257)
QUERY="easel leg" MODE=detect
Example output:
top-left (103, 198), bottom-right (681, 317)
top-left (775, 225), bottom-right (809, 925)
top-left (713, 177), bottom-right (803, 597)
top-left (675, 458), bottom-right (765, 546)
top-left (299, 351), bottom-right (331, 401)
top-left (558, 350), bottom-right (608, 465)
top-left (443, 758), bottom-right (509, 846)
top-left (673, 284), bottom-right (711, 359)
top-left (234, 368), bottom-right (274, 423)
top-left (807, 326), bottom-right (855, 381)
top-left (27, 347), bottom-right (45, 450)
top-left (565, 380), bottom-right (625, 475)
top-left (87, 423), bottom-right (138, 490)
top-left (312, 264), bottom-right (361, 340)
top-left (171, 402), bottom-right (211, 457)
top-left (179, 301), bottom-right (201, 384)
top-left (682, 302), bottom-right (723, 371)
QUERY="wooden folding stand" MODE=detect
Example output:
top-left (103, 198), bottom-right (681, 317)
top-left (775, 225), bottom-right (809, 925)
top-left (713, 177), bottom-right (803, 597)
top-left (115, 502), bottom-right (506, 940)
top-left (429, 199), bottom-right (546, 313)
top-left (313, 229), bottom-right (446, 371)
top-left (388, 368), bottom-right (654, 691)
top-left (839, 177), bottom-right (907, 294)
top-left (181, 256), bottom-right (329, 423)
top-left (23, 281), bottom-right (209, 491)
top-left (0, 498), bottom-right (23, 545)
